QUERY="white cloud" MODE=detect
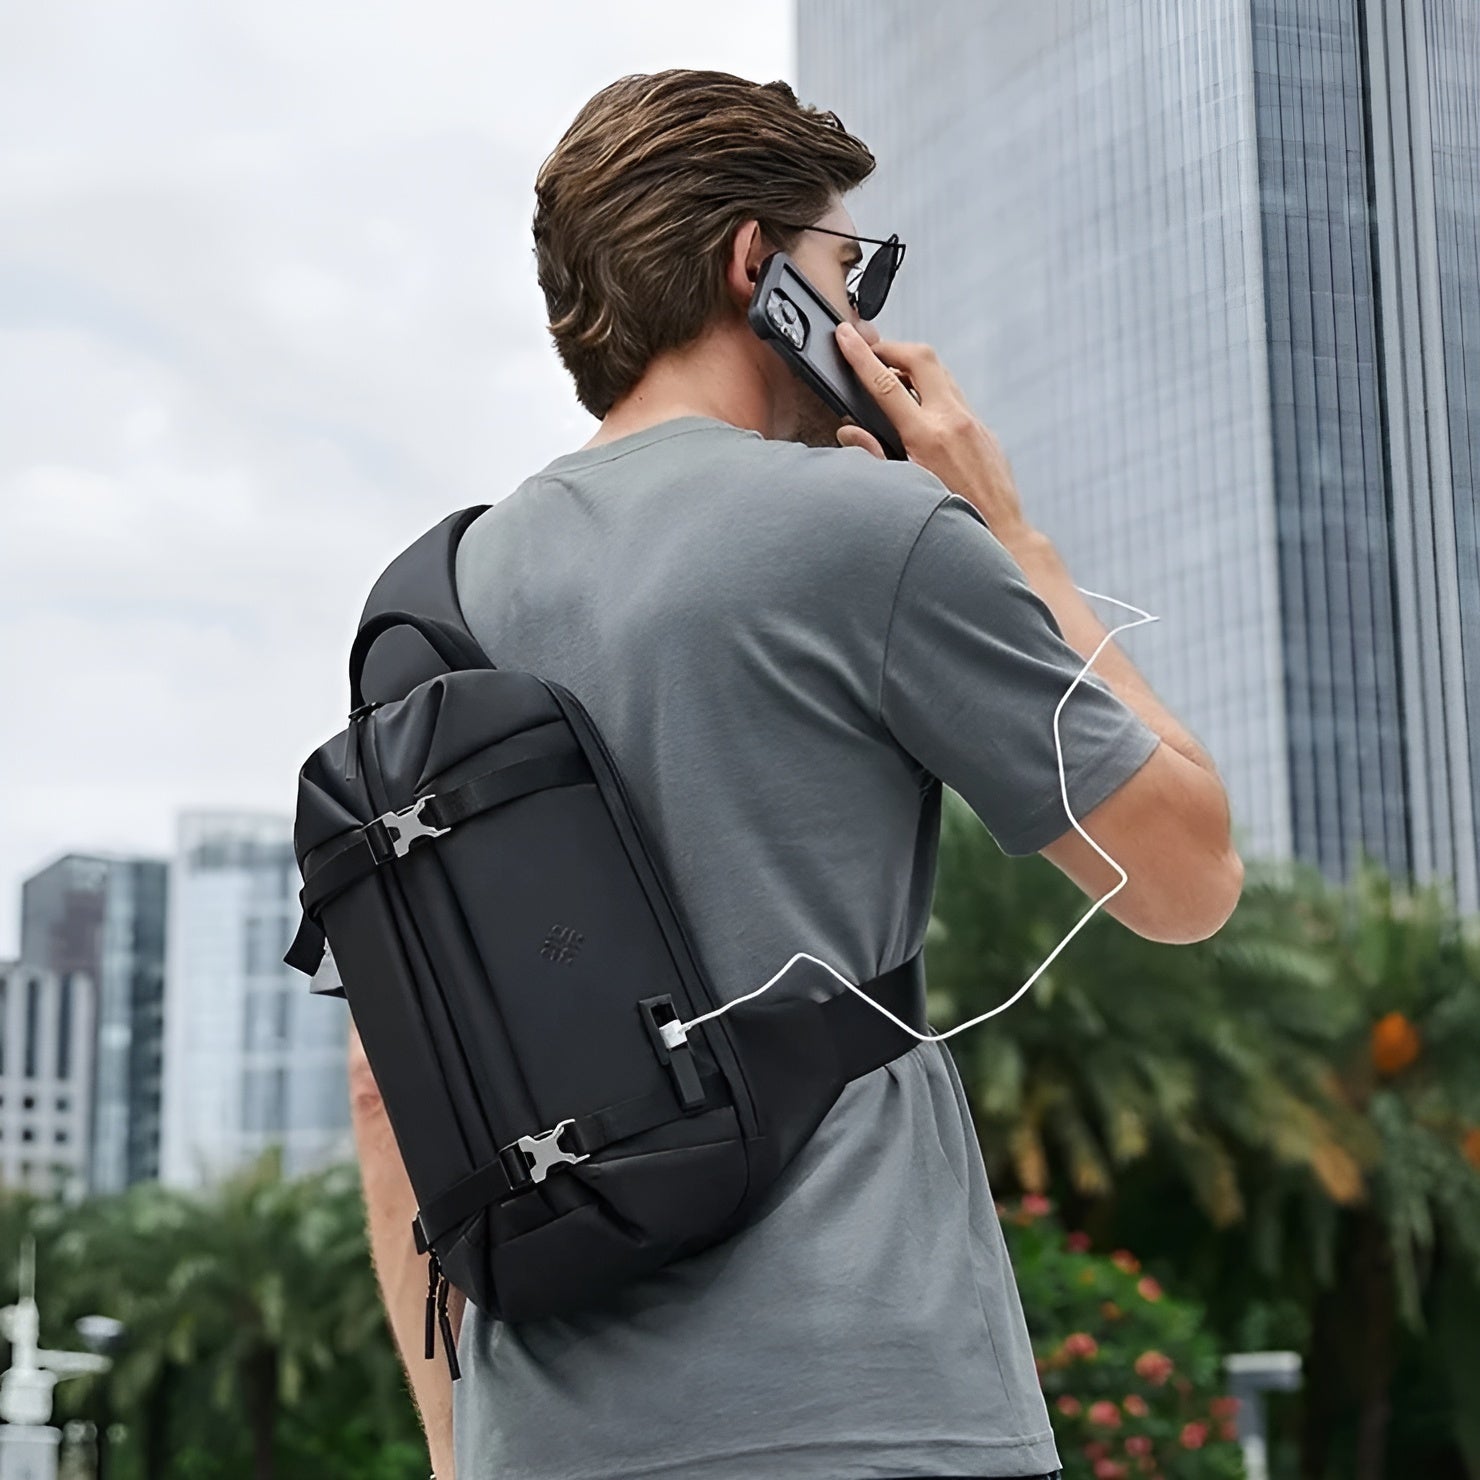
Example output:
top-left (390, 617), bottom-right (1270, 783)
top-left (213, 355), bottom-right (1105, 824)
top-left (0, 1), bottom-right (795, 954)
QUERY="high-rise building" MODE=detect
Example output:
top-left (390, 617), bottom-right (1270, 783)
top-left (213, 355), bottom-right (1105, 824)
top-left (159, 812), bottom-right (351, 1190)
top-left (0, 960), bottom-right (94, 1202)
top-left (798, 0), bottom-right (1480, 912)
top-left (20, 854), bottom-right (167, 1193)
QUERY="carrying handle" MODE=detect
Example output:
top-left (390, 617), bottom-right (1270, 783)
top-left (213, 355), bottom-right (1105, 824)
top-left (348, 610), bottom-right (494, 711)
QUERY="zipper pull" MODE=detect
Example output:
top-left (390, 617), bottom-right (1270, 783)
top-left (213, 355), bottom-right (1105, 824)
top-left (343, 702), bottom-right (382, 783)
top-left (436, 1273), bottom-right (462, 1382)
top-left (424, 1253), bottom-right (440, 1361)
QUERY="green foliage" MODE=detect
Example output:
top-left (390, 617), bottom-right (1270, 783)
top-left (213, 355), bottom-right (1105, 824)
top-left (1002, 1195), bottom-right (1245, 1480)
top-left (927, 788), bottom-right (1480, 1477)
top-left (5, 1149), bottom-right (427, 1480)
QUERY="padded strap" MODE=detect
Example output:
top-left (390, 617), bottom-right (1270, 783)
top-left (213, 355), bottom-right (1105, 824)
top-left (819, 949), bottom-right (927, 1081)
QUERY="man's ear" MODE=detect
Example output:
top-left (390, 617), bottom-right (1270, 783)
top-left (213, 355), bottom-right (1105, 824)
top-left (724, 218), bottom-right (768, 310)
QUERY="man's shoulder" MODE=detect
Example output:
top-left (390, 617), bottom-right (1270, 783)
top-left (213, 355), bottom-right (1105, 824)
top-left (722, 437), bottom-right (955, 553)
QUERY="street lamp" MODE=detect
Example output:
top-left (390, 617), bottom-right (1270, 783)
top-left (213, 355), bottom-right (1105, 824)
top-left (72, 1319), bottom-right (126, 1480)
top-left (1224, 1350), bottom-right (1303, 1480)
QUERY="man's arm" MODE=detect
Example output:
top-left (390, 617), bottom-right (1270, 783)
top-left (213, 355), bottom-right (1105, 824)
top-left (350, 1021), bottom-right (465, 1480)
top-left (996, 523), bottom-right (1243, 943)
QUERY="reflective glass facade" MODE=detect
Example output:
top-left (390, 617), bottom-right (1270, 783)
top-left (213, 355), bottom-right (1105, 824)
top-left (21, 853), bottom-right (167, 1192)
top-left (160, 813), bottom-right (350, 1189)
top-left (798, 0), bottom-right (1480, 911)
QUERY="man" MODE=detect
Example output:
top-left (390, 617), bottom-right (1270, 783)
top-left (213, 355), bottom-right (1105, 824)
top-left (349, 69), bottom-right (1243, 1480)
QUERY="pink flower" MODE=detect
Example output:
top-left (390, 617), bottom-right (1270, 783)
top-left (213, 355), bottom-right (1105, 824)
top-left (1062, 1332), bottom-right (1100, 1360)
top-left (1137, 1276), bottom-right (1163, 1303)
top-left (1180, 1421), bottom-right (1209, 1449)
top-left (1111, 1249), bottom-right (1141, 1274)
top-left (1122, 1393), bottom-right (1149, 1417)
top-left (1083, 1441), bottom-right (1110, 1462)
top-left (1093, 1460), bottom-right (1127, 1479)
top-left (1133, 1350), bottom-right (1174, 1385)
top-left (1210, 1395), bottom-right (1241, 1419)
top-left (1124, 1435), bottom-right (1153, 1457)
top-left (1218, 1418), bottom-right (1239, 1442)
top-left (1067, 1230), bottom-right (1093, 1252)
top-left (1088, 1400), bottom-right (1122, 1429)
top-left (1056, 1395), bottom-right (1082, 1417)
top-left (1021, 1192), bottom-right (1053, 1217)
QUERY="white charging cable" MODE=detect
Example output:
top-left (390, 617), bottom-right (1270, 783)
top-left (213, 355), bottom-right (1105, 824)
top-left (659, 586), bottom-right (1160, 1051)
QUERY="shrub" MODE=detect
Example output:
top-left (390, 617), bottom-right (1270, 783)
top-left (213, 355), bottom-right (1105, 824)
top-left (1001, 1195), bottom-right (1247, 1480)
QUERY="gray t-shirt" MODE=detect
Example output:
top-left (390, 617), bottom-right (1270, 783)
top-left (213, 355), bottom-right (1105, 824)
top-left (450, 416), bottom-right (1160, 1480)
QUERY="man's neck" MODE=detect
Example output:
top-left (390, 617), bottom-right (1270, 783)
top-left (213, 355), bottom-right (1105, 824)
top-left (582, 329), bottom-right (780, 450)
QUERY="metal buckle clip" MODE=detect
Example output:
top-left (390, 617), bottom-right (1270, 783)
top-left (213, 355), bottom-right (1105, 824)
top-left (371, 795), bottom-right (450, 860)
top-left (502, 1119), bottom-right (589, 1187)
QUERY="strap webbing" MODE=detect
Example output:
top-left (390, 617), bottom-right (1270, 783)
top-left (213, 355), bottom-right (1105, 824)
top-left (414, 1065), bottom-right (729, 1249)
top-left (818, 950), bottom-right (927, 1081)
top-left (296, 742), bottom-right (590, 932)
top-left (410, 952), bottom-right (926, 1252)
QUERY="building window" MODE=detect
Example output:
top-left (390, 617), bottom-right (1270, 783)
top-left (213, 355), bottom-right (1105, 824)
top-left (57, 976), bottom-right (72, 1079)
top-left (22, 1128), bottom-right (35, 1143)
top-left (24, 978), bottom-right (39, 1078)
top-left (22, 1095), bottom-right (35, 1111)
top-left (55, 1129), bottom-right (69, 1144)
top-left (55, 1096), bottom-right (69, 1112)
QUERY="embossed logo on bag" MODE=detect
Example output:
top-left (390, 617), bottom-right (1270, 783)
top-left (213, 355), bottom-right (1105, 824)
top-left (540, 924), bottom-right (585, 965)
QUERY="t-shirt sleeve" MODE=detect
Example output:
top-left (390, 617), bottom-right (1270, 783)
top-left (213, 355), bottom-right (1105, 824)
top-left (880, 495), bottom-right (1162, 857)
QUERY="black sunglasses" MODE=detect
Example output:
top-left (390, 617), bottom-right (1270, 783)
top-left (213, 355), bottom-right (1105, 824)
top-left (770, 222), bottom-right (907, 321)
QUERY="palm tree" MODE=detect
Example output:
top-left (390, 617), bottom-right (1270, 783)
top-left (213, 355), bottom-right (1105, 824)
top-left (925, 787), bottom-right (1370, 1226)
top-left (39, 1148), bottom-right (393, 1480)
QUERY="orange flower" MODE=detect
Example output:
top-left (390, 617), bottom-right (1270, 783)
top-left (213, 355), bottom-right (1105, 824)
top-left (1464, 1127), bottom-right (1480, 1170)
top-left (1371, 1011), bottom-right (1421, 1076)
top-left (1209, 1396), bottom-right (1240, 1419)
top-left (1137, 1276), bottom-right (1163, 1302)
top-left (1088, 1400), bottom-right (1122, 1428)
top-left (1125, 1434), bottom-right (1153, 1456)
top-left (1122, 1394), bottom-right (1149, 1417)
top-left (1101, 1300), bottom-right (1124, 1321)
top-left (1021, 1193), bottom-right (1053, 1217)
top-left (1093, 1460), bottom-right (1127, 1479)
top-left (1111, 1249), bottom-right (1141, 1274)
top-left (1056, 1395), bottom-right (1083, 1417)
top-left (1180, 1421), bottom-right (1209, 1449)
top-left (1062, 1332), bottom-right (1100, 1360)
top-left (1134, 1350), bottom-right (1174, 1385)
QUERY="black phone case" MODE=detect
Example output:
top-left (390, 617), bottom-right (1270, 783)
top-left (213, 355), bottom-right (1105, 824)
top-left (746, 252), bottom-right (907, 461)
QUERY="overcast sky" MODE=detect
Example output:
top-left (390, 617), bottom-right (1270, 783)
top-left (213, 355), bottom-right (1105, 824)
top-left (0, 3), bottom-right (794, 956)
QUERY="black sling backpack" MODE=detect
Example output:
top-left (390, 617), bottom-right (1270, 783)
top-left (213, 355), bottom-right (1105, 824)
top-left (283, 505), bottom-right (927, 1378)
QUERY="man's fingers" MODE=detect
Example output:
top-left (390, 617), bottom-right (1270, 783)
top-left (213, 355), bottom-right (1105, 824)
top-left (837, 423), bottom-right (886, 459)
top-left (860, 337), bottom-right (958, 404)
top-left (835, 322), bottom-right (929, 435)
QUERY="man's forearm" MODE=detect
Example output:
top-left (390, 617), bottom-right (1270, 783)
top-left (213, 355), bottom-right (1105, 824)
top-left (351, 1060), bottom-right (465, 1479)
top-left (1001, 525), bottom-right (1227, 803)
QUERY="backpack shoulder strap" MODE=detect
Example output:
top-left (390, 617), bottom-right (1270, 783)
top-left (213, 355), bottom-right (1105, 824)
top-left (353, 504), bottom-right (492, 708)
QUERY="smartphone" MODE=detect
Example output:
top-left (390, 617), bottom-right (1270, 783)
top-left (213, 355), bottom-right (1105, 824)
top-left (747, 251), bottom-right (907, 461)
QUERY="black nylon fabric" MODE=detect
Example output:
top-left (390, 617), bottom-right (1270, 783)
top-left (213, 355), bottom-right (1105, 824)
top-left (285, 507), bottom-right (928, 1358)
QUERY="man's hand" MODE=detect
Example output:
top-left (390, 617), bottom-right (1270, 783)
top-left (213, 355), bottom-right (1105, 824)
top-left (834, 321), bottom-right (1032, 546)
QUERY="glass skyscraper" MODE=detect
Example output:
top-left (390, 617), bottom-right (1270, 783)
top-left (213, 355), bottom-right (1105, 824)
top-left (20, 853), bottom-right (167, 1193)
top-left (160, 812), bottom-right (351, 1189)
top-left (798, 0), bottom-right (1480, 912)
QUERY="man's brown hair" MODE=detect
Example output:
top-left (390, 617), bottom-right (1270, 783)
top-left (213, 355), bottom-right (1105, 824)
top-left (533, 70), bottom-right (876, 417)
